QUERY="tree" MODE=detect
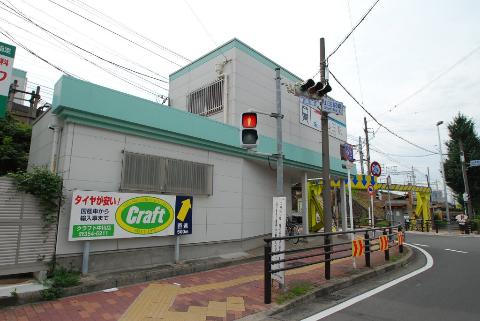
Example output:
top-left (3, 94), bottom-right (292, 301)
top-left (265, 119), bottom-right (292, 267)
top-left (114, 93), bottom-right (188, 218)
top-left (444, 113), bottom-right (480, 211)
top-left (0, 112), bottom-right (31, 176)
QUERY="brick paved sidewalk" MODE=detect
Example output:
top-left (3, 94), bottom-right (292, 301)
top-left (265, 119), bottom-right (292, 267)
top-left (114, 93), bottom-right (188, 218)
top-left (0, 246), bottom-right (401, 321)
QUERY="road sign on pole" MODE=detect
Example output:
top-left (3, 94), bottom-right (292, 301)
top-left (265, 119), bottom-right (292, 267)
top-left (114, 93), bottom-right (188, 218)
top-left (367, 184), bottom-right (375, 196)
top-left (470, 160), bottom-right (480, 167)
top-left (0, 41), bottom-right (16, 118)
top-left (370, 161), bottom-right (382, 177)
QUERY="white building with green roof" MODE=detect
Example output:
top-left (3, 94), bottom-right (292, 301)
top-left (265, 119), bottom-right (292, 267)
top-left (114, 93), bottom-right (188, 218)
top-left (28, 39), bottom-right (350, 273)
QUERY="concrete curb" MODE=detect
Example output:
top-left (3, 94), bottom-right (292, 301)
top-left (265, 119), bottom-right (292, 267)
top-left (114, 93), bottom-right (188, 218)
top-left (2, 253), bottom-right (264, 307)
top-left (238, 247), bottom-right (415, 321)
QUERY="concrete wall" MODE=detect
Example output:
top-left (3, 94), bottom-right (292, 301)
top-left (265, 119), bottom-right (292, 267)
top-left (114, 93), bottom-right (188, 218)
top-left (49, 123), bottom-right (295, 272)
top-left (27, 108), bottom-right (55, 170)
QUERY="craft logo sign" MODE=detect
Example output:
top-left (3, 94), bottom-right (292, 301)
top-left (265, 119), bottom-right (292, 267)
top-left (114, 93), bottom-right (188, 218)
top-left (0, 41), bottom-right (16, 118)
top-left (69, 190), bottom-right (193, 241)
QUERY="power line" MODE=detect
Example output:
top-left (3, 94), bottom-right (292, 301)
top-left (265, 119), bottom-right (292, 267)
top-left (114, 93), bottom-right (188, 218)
top-left (0, 29), bottom-right (76, 77)
top-left (327, 0), bottom-right (381, 61)
top-left (183, 0), bottom-right (228, 61)
top-left (0, 6), bottom-right (167, 95)
top-left (0, 2), bottom-right (169, 84)
top-left (312, 0), bottom-right (381, 79)
top-left (329, 69), bottom-right (438, 154)
top-left (381, 42), bottom-right (480, 115)
top-left (19, 0), bottom-right (169, 82)
top-left (67, 0), bottom-right (191, 62)
top-left (347, 0), bottom-right (365, 105)
top-left (46, 0), bottom-right (183, 68)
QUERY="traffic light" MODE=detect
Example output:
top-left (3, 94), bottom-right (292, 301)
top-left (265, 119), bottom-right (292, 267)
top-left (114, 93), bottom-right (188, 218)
top-left (241, 112), bottom-right (258, 148)
top-left (294, 79), bottom-right (332, 99)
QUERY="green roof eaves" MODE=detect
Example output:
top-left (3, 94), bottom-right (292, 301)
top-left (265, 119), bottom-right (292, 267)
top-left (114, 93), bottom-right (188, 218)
top-left (169, 38), bottom-right (303, 83)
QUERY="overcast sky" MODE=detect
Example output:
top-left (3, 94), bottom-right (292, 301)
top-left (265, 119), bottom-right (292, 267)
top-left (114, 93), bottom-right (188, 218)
top-left (1, 0), bottom-right (479, 192)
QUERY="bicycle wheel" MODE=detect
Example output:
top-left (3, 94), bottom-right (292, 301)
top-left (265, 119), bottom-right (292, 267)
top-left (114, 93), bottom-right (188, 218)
top-left (293, 225), bottom-right (301, 244)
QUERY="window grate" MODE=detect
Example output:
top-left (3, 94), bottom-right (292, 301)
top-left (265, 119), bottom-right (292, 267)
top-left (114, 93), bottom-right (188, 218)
top-left (121, 152), bottom-right (213, 196)
top-left (187, 78), bottom-right (224, 116)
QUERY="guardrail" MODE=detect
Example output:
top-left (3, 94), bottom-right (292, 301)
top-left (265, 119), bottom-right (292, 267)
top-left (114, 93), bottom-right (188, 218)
top-left (263, 224), bottom-right (404, 304)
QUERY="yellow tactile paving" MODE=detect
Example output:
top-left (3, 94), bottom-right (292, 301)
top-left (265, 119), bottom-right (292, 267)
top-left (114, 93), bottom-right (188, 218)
top-left (207, 301), bottom-right (227, 318)
top-left (227, 297), bottom-right (246, 312)
top-left (187, 306), bottom-right (208, 315)
top-left (119, 284), bottom-right (179, 321)
top-left (120, 257), bottom-right (351, 321)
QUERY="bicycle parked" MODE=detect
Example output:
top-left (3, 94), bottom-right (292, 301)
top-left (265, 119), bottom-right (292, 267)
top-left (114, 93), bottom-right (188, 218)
top-left (286, 216), bottom-right (303, 244)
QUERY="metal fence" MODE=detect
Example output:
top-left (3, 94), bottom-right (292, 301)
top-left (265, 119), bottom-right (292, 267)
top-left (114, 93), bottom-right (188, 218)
top-left (187, 78), bottom-right (224, 116)
top-left (0, 177), bottom-right (57, 276)
top-left (263, 224), bottom-right (404, 304)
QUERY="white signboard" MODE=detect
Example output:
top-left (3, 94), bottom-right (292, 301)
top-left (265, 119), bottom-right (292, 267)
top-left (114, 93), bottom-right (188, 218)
top-left (69, 190), bottom-right (193, 241)
top-left (0, 42), bottom-right (15, 118)
top-left (470, 160), bottom-right (480, 167)
top-left (299, 97), bottom-right (347, 141)
top-left (272, 196), bottom-right (286, 286)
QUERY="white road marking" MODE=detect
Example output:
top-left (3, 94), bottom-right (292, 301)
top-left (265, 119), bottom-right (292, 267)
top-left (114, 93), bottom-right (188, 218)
top-left (102, 287), bottom-right (118, 292)
top-left (444, 248), bottom-right (468, 254)
top-left (411, 243), bottom-right (430, 247)
top-left (301, 244), bottom-right (434, 321)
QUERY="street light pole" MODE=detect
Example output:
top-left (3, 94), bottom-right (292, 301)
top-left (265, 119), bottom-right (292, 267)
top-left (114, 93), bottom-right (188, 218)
top-left (436, 121), bottom-right (450, 230)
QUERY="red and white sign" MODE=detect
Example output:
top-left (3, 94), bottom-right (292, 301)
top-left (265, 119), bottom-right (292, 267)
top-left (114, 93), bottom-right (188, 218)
top-left (370, 161), bottom-right (382, 177)
top-left (367, 184), bottom-right (375, 196)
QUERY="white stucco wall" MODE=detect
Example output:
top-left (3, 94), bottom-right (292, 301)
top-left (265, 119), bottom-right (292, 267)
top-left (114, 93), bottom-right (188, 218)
top-left (169, 45), bottom-right (347, 162)
top-left (52, 123), bottom-right (294, 256)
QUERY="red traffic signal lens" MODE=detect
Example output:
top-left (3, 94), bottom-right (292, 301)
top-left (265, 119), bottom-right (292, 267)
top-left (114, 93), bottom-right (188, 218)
top-left (242, 113), bottom-right (257, 128)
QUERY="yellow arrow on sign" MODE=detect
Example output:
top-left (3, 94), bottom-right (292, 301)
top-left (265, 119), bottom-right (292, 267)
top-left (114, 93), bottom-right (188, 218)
top-left (176, 199), bottom-right (191, 222)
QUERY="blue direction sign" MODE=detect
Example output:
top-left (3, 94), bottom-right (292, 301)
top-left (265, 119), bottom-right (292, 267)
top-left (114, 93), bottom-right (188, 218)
top-left (322, 96), bottom-right (345, 115)
top-left (470, 160), bottom-right (480, 167)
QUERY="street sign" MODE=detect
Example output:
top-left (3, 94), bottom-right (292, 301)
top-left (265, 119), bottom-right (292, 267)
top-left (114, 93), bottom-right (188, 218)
top-left (340, 143), bottom-right (354, 162)
top-left (352, 239), bottom-right (365, 257)
top-left (470, 160), bottom-right (480, 167)
top-left (271, 197), bottom-right (286, 286)
top-left (0, 41), bottom-right (16, 118)
top-left (367, 184), bottom-right (375, 196)
top-left (322, 96), bottom-right (345, 115)
top-left (370, 161), bottom-right (382, 177)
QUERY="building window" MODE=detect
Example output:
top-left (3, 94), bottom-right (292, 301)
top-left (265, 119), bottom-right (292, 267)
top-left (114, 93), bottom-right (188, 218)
top-left (121, 152), bottom-right (213, 196)
top-left (187, 78), bottom-right (224, 116)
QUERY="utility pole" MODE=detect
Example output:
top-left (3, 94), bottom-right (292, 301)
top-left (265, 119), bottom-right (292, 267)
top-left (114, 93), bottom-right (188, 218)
top-left (274, 67), bottom-right (284, 197)
top-left (436, 121), bottom-right (450, 230)
top-left (364, 117), bottom-right (371, 175)
top-left (459, 140), bottom-right (473, 218)
top-left (358, 136), bottom-right (365, 175)
top-left (320, 38), bottom-right (332, 234)
top-left (426, 167), bottom-right (433, 221)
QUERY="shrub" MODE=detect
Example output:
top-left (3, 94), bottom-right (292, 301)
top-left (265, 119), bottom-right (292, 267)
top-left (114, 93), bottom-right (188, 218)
top-left (40, 267), bottom-right (80, 300)
top-left (9, 167), bottom-right (63, 226)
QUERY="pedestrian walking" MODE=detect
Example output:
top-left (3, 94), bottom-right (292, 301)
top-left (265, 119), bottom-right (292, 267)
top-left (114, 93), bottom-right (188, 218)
top-left (455, 213), bottom-right (468, 234)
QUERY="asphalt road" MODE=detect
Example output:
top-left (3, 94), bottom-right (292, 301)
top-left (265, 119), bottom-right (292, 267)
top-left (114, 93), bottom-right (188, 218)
top-left (270, 233), bottom-right (480, 321)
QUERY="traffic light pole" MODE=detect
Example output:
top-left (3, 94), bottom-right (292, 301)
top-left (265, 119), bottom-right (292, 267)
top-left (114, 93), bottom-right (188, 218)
top-left (275, 67), bottom-right (283, 197)
top-left (320, 38), bottom-right (332, 234)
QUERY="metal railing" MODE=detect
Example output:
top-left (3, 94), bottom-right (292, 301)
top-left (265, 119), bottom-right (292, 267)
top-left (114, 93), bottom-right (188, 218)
top-left (263, 224), bottom-right (403, 304)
